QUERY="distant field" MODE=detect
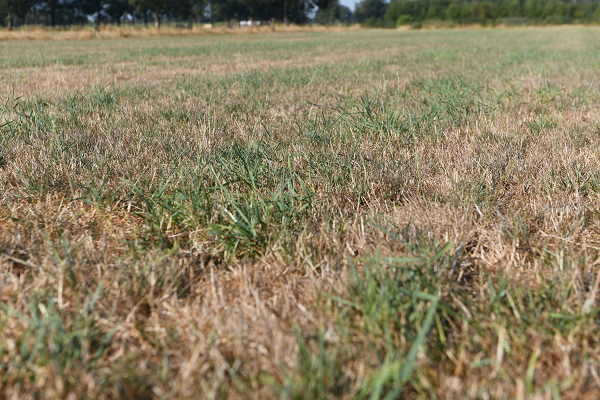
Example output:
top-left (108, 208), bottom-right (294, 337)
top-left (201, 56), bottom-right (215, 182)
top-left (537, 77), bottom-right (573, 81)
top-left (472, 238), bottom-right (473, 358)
top-left (2, 27), bottom-right (600, 399)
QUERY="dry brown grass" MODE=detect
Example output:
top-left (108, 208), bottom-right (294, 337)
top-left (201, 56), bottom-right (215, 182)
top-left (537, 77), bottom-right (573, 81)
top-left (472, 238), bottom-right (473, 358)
top-left (2, 26), bottom-right (600, 399)
top-left (0, 23), bottom-right (361, 41)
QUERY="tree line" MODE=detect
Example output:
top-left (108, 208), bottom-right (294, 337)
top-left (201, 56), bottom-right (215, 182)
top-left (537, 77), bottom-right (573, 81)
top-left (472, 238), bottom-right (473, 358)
top-left (0, 0), bottom-right (342, 28)
top-left (358, 0), bottom-right (600, 27)
top-left (1, 0), bottom-right (599, 30)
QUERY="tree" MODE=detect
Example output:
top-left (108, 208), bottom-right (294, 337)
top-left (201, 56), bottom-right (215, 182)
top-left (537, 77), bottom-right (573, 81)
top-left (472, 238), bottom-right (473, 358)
top-left (386, 0), bottom-right (421, 24)
top-left (275, 0), bottom-right (334, 25)
top-left (207, 0), bottom-right (331, 25)
top-left (76, 0), bottom-right (107, 28)
top-left (77, 0), bottom-right (132, 27)
top-left (315, 0), bottom-right (350, 24)
top-left (35, 0), bottom-right (82, 26)
top-left (0, 0), bottom-right (34, 28)
top-left (105, 0), bottom-right (131, 24)
top-left (354, 0), bottom-right (387, 22)
top-left (209, 0), bottom-right (247, 22)
top-left (171, 0), bottom-right (201, 22)
top-left (188, 0), bottom-right (208, 21)
top-left (130, 0), bottom-right (167, 26)
top-left (47, 0), bottom-right (58, 25)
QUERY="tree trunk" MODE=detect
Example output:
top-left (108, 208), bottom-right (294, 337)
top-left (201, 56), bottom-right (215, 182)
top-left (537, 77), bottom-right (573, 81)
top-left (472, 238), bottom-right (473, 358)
top-left (283, 0), bottom-right (288, 26)
top-left (154, 12), bottom-right (160, 28)
top-left (7, 10), bottom-right (12, 30)
top-left (50, 0), bottom-right (56, 26)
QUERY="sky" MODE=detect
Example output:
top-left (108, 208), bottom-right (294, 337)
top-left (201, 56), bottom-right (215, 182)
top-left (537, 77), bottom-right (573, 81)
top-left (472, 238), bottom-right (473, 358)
top-left (339, 0), bottom-right (356, 11)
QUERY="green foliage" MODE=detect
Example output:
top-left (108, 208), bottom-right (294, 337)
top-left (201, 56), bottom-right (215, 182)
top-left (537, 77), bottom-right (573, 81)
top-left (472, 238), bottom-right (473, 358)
top-left (0, 0), bottom-right (34, 28)
top-left (395, 13), bottom-right (412, 25)
top-left (381, 0), bottom-right (600, 26)
top-left (354, 0), bottom-right (388, 22)
top-left (3, 0), bottom-right (600, 28)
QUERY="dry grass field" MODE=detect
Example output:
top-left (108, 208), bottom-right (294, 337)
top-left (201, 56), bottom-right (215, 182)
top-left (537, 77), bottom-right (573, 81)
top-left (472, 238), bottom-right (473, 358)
top-left (2, 26), bottom-right (600, 399)
top-left (0, 24), bottom-right (359, 41)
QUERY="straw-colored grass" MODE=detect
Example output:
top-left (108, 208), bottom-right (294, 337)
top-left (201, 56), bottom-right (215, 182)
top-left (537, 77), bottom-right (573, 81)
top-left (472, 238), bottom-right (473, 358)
top-left (0, 23), bottom-right (359, 41)
top-left (2, 26), bottom-right (600, 399)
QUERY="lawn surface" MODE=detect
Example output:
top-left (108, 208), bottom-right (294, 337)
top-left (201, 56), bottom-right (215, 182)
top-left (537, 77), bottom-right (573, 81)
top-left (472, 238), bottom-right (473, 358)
top-left (2, 26), bottom-right (600, 399)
